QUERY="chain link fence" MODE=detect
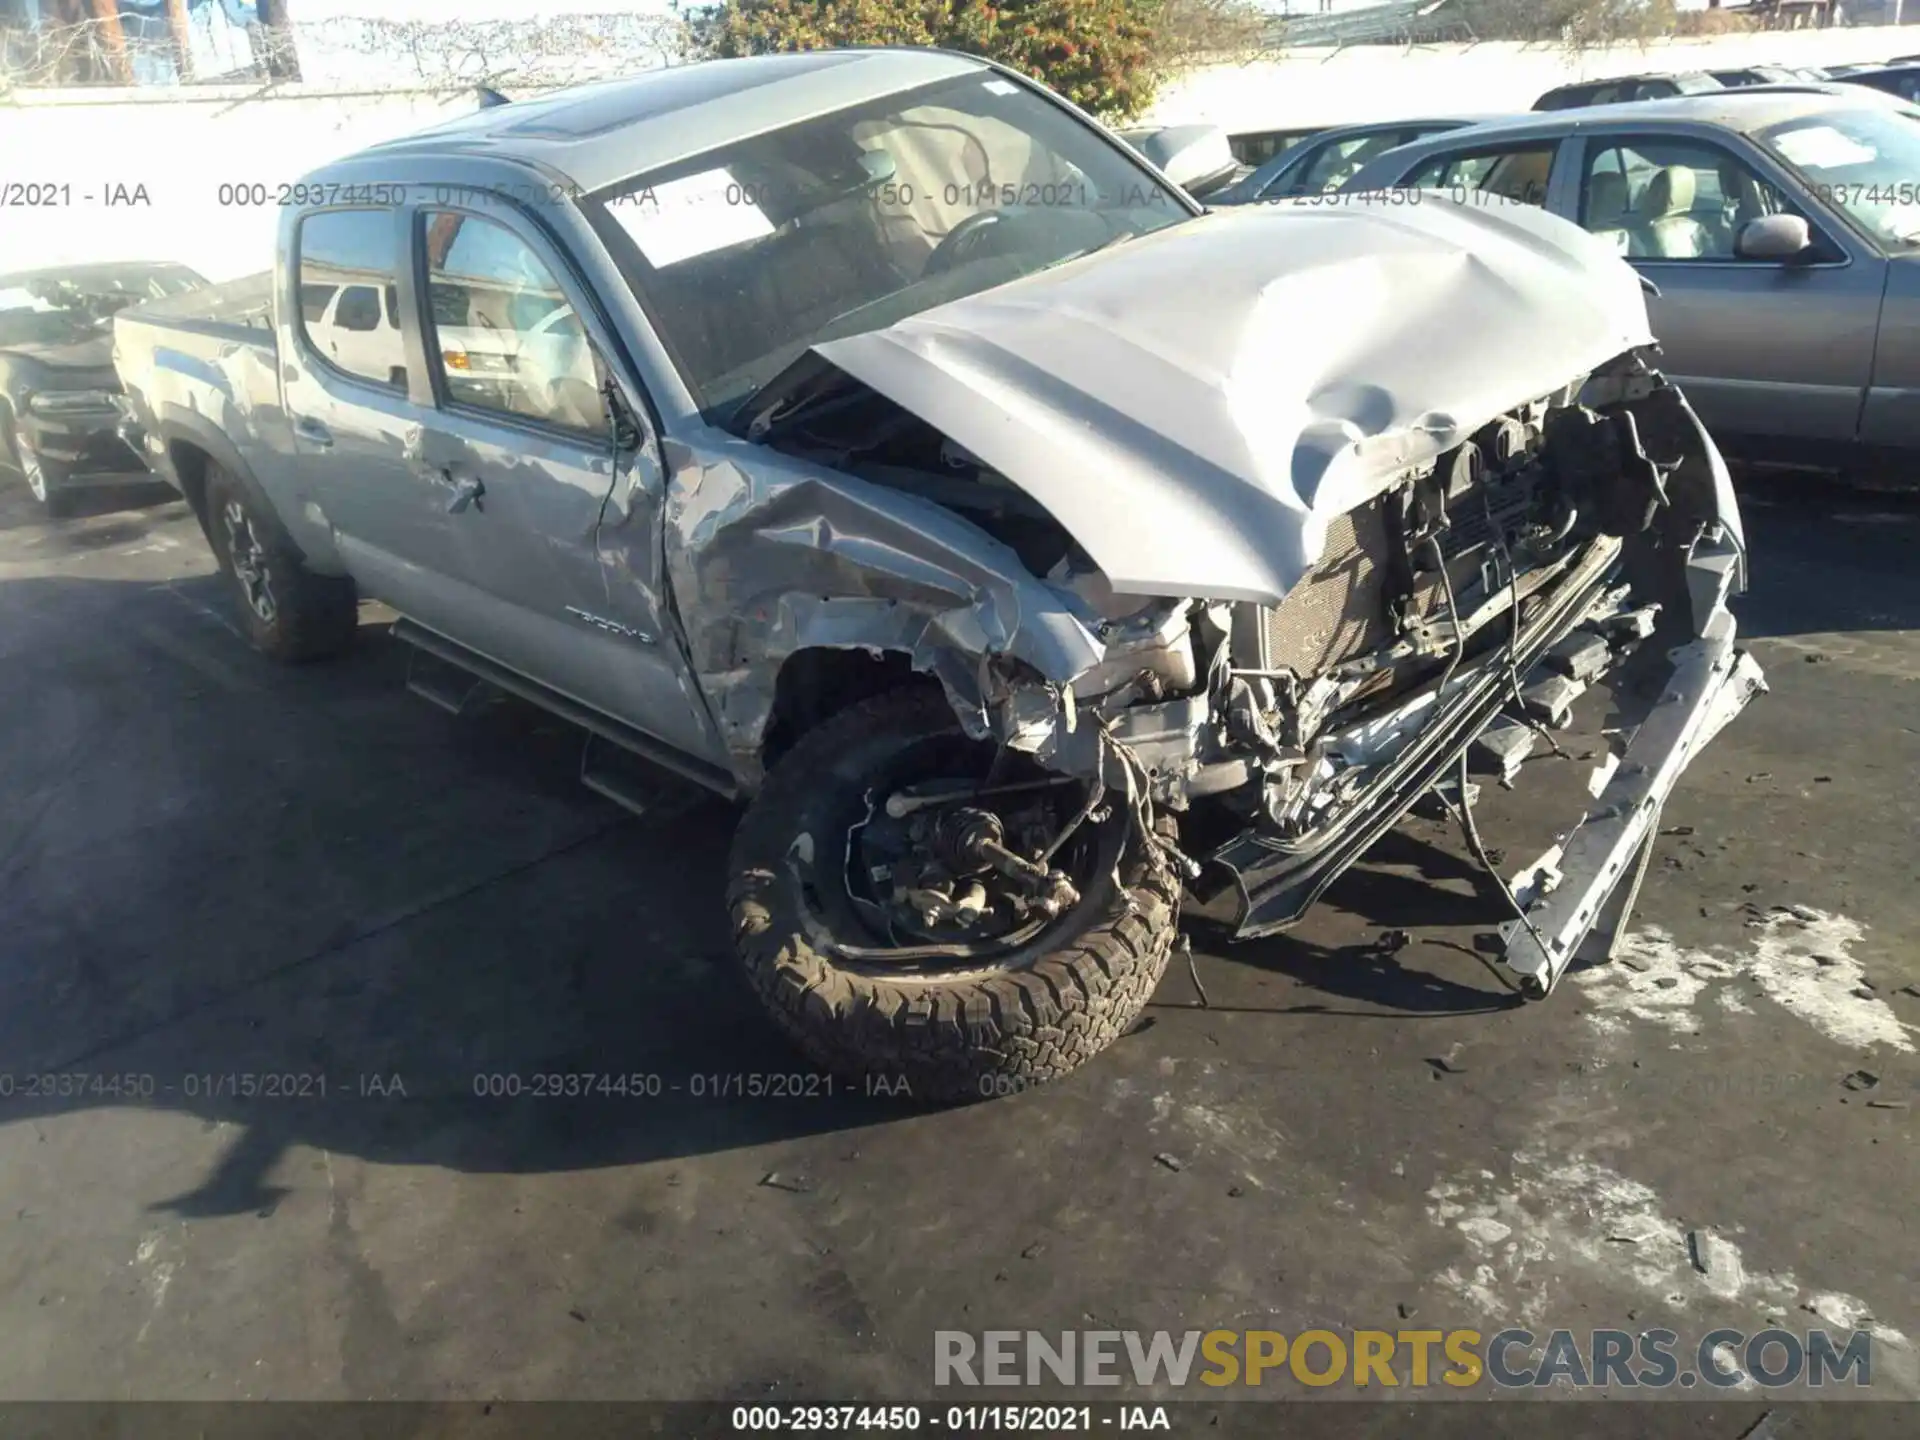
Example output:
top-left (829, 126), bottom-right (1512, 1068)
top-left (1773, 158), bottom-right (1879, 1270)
top-left (0, 10), bottom-right (692, 92)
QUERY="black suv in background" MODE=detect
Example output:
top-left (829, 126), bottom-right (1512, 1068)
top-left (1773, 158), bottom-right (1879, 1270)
top-left (1534, 71), bottom-right (1724, 111)
top-left (1837, 64), bottom-right (1920, 104)
top-left (0, 261), bottom-right (207, 517)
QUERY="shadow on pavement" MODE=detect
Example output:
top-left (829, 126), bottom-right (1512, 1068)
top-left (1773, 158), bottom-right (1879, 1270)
top-left (2, 471), bottom-right (1906, 1215)
top-left (1730, 469), bottom-right (1920, 640)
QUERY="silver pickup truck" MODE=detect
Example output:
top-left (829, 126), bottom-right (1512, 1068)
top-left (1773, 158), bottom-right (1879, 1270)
top-left (115, 48), bottom-right (1764, 1101)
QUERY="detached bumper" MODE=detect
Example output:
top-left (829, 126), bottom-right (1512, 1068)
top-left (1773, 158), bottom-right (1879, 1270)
top-left (1497, 534), bottom-right (1765, 996)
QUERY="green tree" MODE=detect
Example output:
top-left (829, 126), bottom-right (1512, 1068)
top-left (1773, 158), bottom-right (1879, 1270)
top-left (684, 0), bottom-right (1248, 121)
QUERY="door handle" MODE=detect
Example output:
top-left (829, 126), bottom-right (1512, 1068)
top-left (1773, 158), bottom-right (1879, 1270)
top-left (294, 416), bottom-right (333, 448)
top-left (444, 474), bottom-right (485, 514)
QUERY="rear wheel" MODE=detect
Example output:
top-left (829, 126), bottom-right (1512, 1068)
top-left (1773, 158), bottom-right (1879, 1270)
top-left (728, 688), bottom-right (1181, 1102)
top-left (203, 462), bottom-right (357, 662)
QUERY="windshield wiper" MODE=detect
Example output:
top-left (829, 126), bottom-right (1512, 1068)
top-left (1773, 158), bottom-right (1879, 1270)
top-left (730, 350), bottom-right (850, 441)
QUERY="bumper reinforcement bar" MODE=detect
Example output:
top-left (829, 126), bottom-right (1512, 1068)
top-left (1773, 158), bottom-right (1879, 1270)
top-left (1498, 542), bottom-right (1765, 997)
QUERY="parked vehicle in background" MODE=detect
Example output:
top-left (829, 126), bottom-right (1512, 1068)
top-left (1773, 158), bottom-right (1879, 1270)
top-left (1711, 66), bottom-right (1802, 89)
top-left (1834, 64), bottom-right (1920, 105)
top-left (1210, 116), bottom-right (1506, 206)
top-left (296, 272), bottom-right (407, 392)
top-left (1534, 72), bottom-right (1723, 111)
top-left (1341, 89), bottom-right (1920, 483)
top-left (1226, 126), bottom-right (1330, 168)
top-left (0, 261), bottom-right (207, 516)
top-left (1117, 123), bottom-right (1246, 198)
top-left (116, 49), bottom-right (1761, 1097)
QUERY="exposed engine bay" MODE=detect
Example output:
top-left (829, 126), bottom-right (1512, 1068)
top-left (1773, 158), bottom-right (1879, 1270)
top-left (748, 343), bottom-right (1760, 996)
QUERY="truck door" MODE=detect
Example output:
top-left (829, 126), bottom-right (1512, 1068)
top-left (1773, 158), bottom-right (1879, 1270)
top-left (281, 206), bottom-right (475, 637)
top-left (405, 203), bottom-right (727, 767)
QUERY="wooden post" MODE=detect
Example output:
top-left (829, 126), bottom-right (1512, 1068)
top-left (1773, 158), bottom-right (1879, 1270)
top-left (256, 0), bottom-right (301, 79)
top-left (164, 0), bottom-right (194, 79)
top-left (86, 0), bottom-right (133, 82)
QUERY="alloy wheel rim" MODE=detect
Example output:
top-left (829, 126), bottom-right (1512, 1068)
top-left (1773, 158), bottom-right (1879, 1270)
top-left (222, 499), bottom-right (277, 624)
top-left (14, 425), bottom-right (46, 503)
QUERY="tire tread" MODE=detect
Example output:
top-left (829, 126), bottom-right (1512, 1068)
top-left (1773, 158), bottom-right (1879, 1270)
top-left (729, 688), bottom-right (1180, 1102)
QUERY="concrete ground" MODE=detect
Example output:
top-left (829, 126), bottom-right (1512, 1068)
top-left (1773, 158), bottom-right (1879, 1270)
top-left (0, 469), bottom-right (1913, 1423)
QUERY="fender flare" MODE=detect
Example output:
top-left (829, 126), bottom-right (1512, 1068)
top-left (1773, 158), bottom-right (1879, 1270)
top-left (156, 404), bottom-right (338, 571)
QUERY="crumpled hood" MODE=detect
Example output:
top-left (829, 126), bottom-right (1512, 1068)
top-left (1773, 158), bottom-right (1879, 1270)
top-left (4, 330), bottom-right (116, 386)
top-left (816, 195), bottom-right (1654, 604)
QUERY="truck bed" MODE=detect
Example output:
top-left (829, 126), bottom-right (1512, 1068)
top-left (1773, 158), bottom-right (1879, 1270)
top-left (121, 270), bottom-right (276, 348)
top-left (112, 270), bottom-right (285, 507)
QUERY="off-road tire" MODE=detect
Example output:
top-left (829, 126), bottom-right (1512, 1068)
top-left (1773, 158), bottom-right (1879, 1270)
top-left (728, 688), bottom-right (1181, 1103)
top-left (203, 462), bottom-right (358, 663)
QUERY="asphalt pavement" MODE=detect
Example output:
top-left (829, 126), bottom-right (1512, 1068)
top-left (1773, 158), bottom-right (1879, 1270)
top-left (0, 470), bottom-right (1913, 1427)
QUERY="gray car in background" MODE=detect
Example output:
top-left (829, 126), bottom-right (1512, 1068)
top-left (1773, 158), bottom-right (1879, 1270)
top-left (1209, 116), bottom-right (1508, 206)
top-left (1342, 88), bottom-right (1920, 482)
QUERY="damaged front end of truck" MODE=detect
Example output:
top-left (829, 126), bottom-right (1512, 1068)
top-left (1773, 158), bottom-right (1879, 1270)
top-left (691, 198), bottom-right (1762, 1072)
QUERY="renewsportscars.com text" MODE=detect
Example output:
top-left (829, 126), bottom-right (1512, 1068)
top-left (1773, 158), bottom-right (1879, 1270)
top-left (934, 1327), bottom-right (1877, 1391)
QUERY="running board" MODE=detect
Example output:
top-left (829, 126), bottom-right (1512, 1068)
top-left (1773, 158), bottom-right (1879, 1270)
top-left (405, 645), bottom-right (490, 716)
top-left (390, 617), bottom-right (738, 801)
top-left (580, 734), bottom-right (690, 819)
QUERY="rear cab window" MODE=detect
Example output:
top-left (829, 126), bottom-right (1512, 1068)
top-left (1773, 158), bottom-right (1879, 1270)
top-left (295, 208), bottom-right (408, 392)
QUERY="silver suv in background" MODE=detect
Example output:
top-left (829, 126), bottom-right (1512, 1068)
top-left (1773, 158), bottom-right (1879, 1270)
top-left (115, 49), bottom-right (1762, 1100)
top-left (1342, 88), bottom-right (1920, 484)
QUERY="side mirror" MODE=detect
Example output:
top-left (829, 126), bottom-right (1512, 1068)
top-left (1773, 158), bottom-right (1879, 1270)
top-left (598, 367), bottom-right (645, 454)
top-left (1736, 213), bottom-right (1813, 261)
top-left (1129, 124), bottom-right (1239, 198)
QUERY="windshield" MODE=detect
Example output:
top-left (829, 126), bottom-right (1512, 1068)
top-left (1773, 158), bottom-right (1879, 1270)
top-left (1757, 105), bottom-right (1920, 249)
top-left (0, 265), bottom-right (205, 347)
top-left (585, 72), bottom-right (1190, 420)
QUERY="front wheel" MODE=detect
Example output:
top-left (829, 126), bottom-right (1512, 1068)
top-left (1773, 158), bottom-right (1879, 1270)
top-left (8, 418), bottom-right (73, 518)
top-left (728, 687), bottom-right (1181, 1103)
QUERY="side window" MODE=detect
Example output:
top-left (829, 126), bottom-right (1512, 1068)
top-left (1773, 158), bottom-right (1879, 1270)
top-left (420, 210), bottom-right (609, 435)
top-left (335, 286), bottom-right (381, 332)
top-left (296, 209), bottom-right (407, 391)
top-left (1579, 145), bottom-right (1637, 256)
top-left (1577, 136), bottom-right (1785, 261)
top-left (1231, 131), bottom-right (1317, 167)
top-left (298, 282), bottom-right (337, 325)
top-left (1406, 145), bottom-right (1556, 207)
top-left (1286, 132), bottom-right (1414, 196)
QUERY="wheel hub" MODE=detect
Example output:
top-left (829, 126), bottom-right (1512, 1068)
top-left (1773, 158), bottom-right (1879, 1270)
top-left (222, 500), bottom-right (277, 624)
top-left (14, 425), bottom-right (46, 502)
top-left (861, 786), bottom-right (1084, 950)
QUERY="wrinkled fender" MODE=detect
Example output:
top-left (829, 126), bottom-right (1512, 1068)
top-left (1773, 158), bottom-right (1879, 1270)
top-left (155, 404), bottom-right (339, 572)
top-left (663, 442), bottom-right (1106, 787)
